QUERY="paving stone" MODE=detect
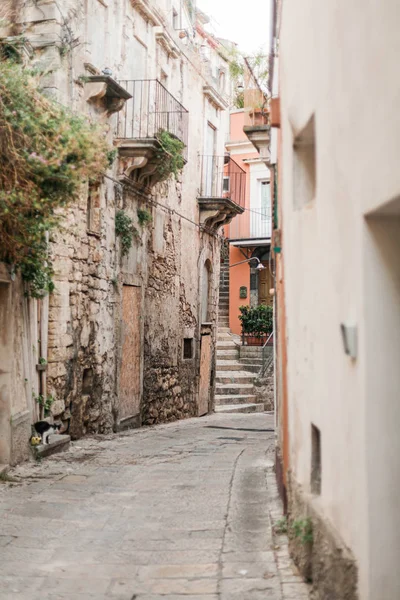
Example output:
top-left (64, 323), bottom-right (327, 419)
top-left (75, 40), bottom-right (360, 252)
top-left (0, 413), bottom-right (309, 600)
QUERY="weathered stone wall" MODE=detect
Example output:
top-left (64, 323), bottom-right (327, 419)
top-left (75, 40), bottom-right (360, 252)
top-left (47, 179), bottom-right (118, 439)
top-left (288, 475), bottom-right (358, 599)
top-left (2, 0), bottom-right (229, 446)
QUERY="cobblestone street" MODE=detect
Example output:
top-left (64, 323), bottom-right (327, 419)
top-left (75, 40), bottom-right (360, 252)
top-left (0, 413), bottom-right (309, 600)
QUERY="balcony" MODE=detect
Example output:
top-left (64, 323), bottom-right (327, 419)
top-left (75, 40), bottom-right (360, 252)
top-left (197, 155), bottom-right (245, 231)
top-left (228, 206), bottom-right (272, 247)
top-left (115, 79), bottom-right (189, 191)
top-left (243, 88), bottom-right (271, 165)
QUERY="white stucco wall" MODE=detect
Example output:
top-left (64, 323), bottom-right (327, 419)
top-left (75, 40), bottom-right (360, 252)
top-left (279, 1), bottom-right (400, 597)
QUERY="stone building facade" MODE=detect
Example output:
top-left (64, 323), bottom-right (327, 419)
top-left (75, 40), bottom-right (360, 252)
top-left (0, 0), bottom-right (244, 464)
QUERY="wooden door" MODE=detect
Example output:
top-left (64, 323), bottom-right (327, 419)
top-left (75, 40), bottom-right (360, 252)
top-left (259, 263), bottom-right (273, 306)
top-left (0, 283), bottom-right (11, 464)
top-left (120, 285), bottom-right (142, 421)
top-left (198, 330), bottom-right (212, 417)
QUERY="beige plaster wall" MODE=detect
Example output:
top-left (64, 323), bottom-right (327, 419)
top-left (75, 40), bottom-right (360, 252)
top-left (280, 0), bottom-right (400, 597)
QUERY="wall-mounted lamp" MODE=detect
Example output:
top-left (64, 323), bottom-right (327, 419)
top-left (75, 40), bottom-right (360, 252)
top-left (237, 83), bottom-right (244, 92)
top-left (340, 323), bottom-right (357, 359)
top-left (229, 257), bottom-right (266, 270)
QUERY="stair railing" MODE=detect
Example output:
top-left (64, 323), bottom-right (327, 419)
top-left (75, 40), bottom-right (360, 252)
top-left (260, 331), bottom-right (274, 378)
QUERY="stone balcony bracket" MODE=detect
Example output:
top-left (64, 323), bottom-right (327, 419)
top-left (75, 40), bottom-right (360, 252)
top-left (243, 124), bottom-right (271, 166)
top-left (198, 197), bottom-right (245, 232)
top-left (116, 139), bottom-right (166, 193)
top-left (84, 76), bottom-right (132, 116)
top-left (130, 0), bottom-right (162, 26)
top-left (154, 27), bottom-right (180, 59)
top-left (203, 85), bottom-right (229, 111)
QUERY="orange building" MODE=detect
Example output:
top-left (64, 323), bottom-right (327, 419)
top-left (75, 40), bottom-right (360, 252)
top-left (224, 110), bottom-right (273, 335)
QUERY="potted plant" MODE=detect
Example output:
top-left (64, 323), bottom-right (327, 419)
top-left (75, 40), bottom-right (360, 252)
top-left (239, 304), bottom-right (273, 346)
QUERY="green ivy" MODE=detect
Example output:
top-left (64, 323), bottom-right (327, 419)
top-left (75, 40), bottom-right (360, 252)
top-left (115, 210), bottom-right (138, 256)
top-left (0, 59), bottom-right (112, 297)
top-left (156, 130), bottom-right (185, 180)
top-left (137, 208), bottom-right (152, 227)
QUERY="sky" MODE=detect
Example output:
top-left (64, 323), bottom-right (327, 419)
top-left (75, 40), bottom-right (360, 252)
top-left (196, 0), bottom-right (271, 55)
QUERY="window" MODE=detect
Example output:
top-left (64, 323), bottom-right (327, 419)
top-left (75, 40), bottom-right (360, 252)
top-left (223, 176), bottom-right (230, 193)
top-left (87, 182), bottom-right (101, 235)
top-left (293, 114), bottom-right (316, 209)
top-left (183, 338), bottom-right (194, 359)
top-left (311, 424), bottom-right (321, 495)
top-left (260, 181), bottom-right (270, 222)
top-left (219, 70), bottom-right (226, 92)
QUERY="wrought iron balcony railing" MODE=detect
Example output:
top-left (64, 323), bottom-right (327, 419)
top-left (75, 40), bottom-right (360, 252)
top-left (116, 79), bottom-right (189, 159)
top-left (199, 155), bottom-right (246, 209)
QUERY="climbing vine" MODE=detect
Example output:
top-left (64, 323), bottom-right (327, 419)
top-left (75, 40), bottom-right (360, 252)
top-left (156, 130), bottom-right (185, 181)
top-left (0, 59), bottom-right (111, 297)
top-left (115, 210), bottom-right (138, 256)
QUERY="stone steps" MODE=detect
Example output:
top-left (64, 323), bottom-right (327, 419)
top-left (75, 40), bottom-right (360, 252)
top-left (216, 360), bottom-right (259, 373)
top-left (215, 382), bottom-right (255, 396)
top-left (215, 403), bottom-right (264, 414)
top-left (217, 350), bottom-right (239, 360)
top-left (216, 371), bottom-right (257, 384)
top-left (215, 394), bottom-right (259, 406)
top-left (216, 341), bottom-right (238, 349)
top-left (217, 332), bottom-right (234, 341)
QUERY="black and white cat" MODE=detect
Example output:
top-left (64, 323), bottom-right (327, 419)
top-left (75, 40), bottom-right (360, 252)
top-left (34, 421), bottom-right (62, 445)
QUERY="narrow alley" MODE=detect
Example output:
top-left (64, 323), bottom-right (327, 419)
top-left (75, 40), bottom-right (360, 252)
top-left (0, 414), bottom-right (308, 600)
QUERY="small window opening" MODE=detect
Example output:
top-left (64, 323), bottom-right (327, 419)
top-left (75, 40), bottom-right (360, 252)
top-left (82, 368), bottom-right (94, 395)
top-left (293, 114), bottom-right (316, 209)
top-left (183, 338), bottom-right (194, 360)
top-left (223, 176), bottom-right (230, 193)
top-left (219, 70), bottom-right (226, 91)
top-left (311, 423), bottom-right (321, 495)
top-left (172, 8), bottom-right (179, 29)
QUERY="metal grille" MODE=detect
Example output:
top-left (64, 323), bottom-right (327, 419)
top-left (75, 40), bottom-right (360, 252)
top-left (116, 79), bottom-right (189, 159)
top-left (199, 155), bottom-right (246, 209)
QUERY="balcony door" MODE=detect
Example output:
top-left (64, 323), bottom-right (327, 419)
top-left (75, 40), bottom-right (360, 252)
top-left (251, 180), bottom-right (271, 238)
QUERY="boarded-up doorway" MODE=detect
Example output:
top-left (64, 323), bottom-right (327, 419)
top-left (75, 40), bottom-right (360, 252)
top-left (198, 323), bottom-right (212, 416)
top-left (0, 282), bottom-right (12, 464)
top-left (119, 285), bottom-right (142, 426)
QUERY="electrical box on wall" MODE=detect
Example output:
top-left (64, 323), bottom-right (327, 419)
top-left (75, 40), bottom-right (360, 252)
top-left (239, 286), bottom-right (248, 299)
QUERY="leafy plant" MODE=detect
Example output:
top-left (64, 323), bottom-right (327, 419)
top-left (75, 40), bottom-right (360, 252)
top-left (0, 471), bottom-right (18, 483)
top-left (115, 210), bottom-right (138, 256)
top-left (239, 304), bottom-right (273, 337)
top-left (156, 130), bottom-right (185, 180)
top-left (0, 59), bottom-right (111, 297)
top-left (34, 393), bottom-right (55, 416)
top-left (292, 518), bottom-right (313, 545)
top-left (274, 517), bottom-right (288, 535)
top-left (38, 357), bottom-right (47, 365)
top-left (137, 208), bottom-right (152, 227)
